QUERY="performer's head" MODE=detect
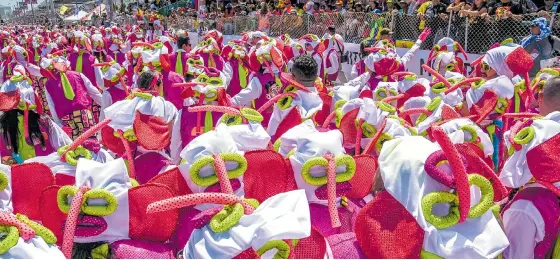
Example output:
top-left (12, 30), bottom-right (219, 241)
top-left (177, 35), bottom-right (191, 53)
top-left (538, 76), bottom-right (560, 116)
top-left (137, 69), bottom-right (163, 93)
top-left (291, 54), bottom-right (317, 88)
top-left (479, 60), bottom-right (497, 79)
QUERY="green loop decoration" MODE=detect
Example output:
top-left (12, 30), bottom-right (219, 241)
top-left (16, 214), bottom-right (57, 244)
top-left (334, 100), bottom-right (346, 110)
top-left (189, 153), bottom-right (247, 187)
top-left (240, 108), bottom-right (264, 123)
top-left (431, 82), bottom-right (447, 94)
top-left (421, 249), bottom-right (444, 259)
top-left (421, 191), bottom-right (460, 229)
top-left (256, 240), bottom-right (291, 259)
top-left (471, 79), bottom-right (486, 89)
top-left (209, 203), bottom-right (244, 233)
top-left (335, 108), bottom-right (343, 128)
top-left (286, 149), bottom-right (296, 158)
top-left (57, 186), bottom-right (78, 214)
top-left (427, 97), bottom-right (442, 111)
top-left (278, 96), bottom-right (293, 110)
top-left (494, 98), bottom-right (508, 114)
top-left (204, 89), bottom-right (219, 102)
top-left (459, 125), bottom-right (479, 143)
top-left (0, 225), bottom-right (19, 254)
top-left (66, 147), bottom-right (93, 166)
top-left (283, 85), bottom-right (297, 93)
top-left (361, 122), bottom-right (377, 138)
top-left (190, 156), bottom-right (219, 187)
top-left (81, 189), bottom-right (119, 217)
top-left (513, 126), bottom-right (535, 145)
top-left (404, 74), bottom-right (417, 81)
top-left (467, 174), bottom-right (494, 218)
top-left (221, 114), bottom-right (243, 126)
top-left (0, 171), bottom-right (8, 191)
top-left (375, 133), bottom-right (393, 153)
top-left (301, 157), bottom-right (329, 186)
top-left (375, 88), bottom-right (388, 100)
top-left (334, 154), bottom-right (356, 182)
top-left (375, 101), bottom-right (397, 113)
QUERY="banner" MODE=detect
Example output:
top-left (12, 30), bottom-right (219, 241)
top-left (60, 5), bottom-right (69, 14)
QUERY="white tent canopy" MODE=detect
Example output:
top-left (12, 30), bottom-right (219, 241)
top-left (63, 10), bottom-right (89, 21)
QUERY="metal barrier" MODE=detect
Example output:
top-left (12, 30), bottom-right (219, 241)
top-left (167, 12), bottom-right (560, 54)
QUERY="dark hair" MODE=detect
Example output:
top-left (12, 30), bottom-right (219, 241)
top-left (328, 26), bottom-right (336, 34)
top-left (137, 70), bottom-right (162, 91)
top-left (292, 55), bottom-right (318, 80)
top-left (177, 35), bottom-right (190, 49)
top-left (543, 76), bottom-right (560, 103)
top-left (72, 242), bottom-right (112, 259)
top-left (1, 110), bottom-right (46, 154)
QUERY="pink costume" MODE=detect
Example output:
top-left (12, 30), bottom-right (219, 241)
top-left (358, 130), bottom-right (508, 258)
top-left (153, 119), bottom-right (270, 251)
top-left (39, 56), bottom-right (103, 139)
top-left (195, 30), bottom-right (233, 82)
top-left (427, 37), bottom-right (469, 76)
top-left (0, 71), bottom-right (71, 162)
top-left (298, 34), bottom-right (324, 78)
top-left (102, 89), bottom-right (177, 185)
top-left (231, 39), bottom-right (288, 127)
top-left (135, 41), bottom-right (185, 109)
top-left (93, 62), bottom-right (130, 122)
top-left (39, 158), bottom-right (180, 258)
top-left (500, 112), bottom-right (560, 258)
top-left (0, 45), bottom-right (29, 84)
top-left (321, 33), bottom-right (343, 84)
top-left (169, 68), bottom-right (233, 162)
top-left (221, 40), bottom-right (250, 97)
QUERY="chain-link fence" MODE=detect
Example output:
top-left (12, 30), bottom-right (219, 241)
top-left (167, 12), bottom-right (560, 54)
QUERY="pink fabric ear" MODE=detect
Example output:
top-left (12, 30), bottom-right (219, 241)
top-left (133, 111), bottom-right (172, 151)
top-left (346, 155), bottom-right (377, 199)
top-left (272, 107), bottom-right (302, 142)
top-left (470, 89), bottom-right (498, 124)
top-left (40, 186), bottom-right (66, 246)
top-left (292, 227), bottom-right (327, 258)
top-left (128, 183), bottom-right (179, 243)
top-left (134, 152), bottom-right (173, 185)
top-left (243, 150), bottom-right (297, 203)
top-left (148, 168), bottom-right (193, 196)
top-left (339, 108), bottom-right (360, 147)
top-left (441, 105), bottom-right (460, 120)
top-left (314, 93), bottom-right (333, 127)
top-left (355, 191), bottom-right (423, 258)
top-left (527, 132), bottom-right (560, 185)
top-left (111, 240), bottom-right (175, 259)
top-left (11, 162), bottom-right (55, 221)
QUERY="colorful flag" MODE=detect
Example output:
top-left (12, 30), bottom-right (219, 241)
top-left (60, 5), bottom-right (68, 14)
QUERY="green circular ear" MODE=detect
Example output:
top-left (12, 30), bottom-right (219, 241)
top-left (467, 174), bottom-right (494, 219)
top-left (301, 157), bottom-right (329, 186)
top-left (190, 156), bottom-right (219, 187)
top-left (278, 95), bottom-right (293, 110)
top-left (81, 189), bottom-right (119, 217)
top-left (240, 107), bottom-right (264, 123)
top-left (431, 82), bottom-right (447, 94)
top-left (0, 171), bottom-right (8, 191)
top-left (57, 186), bottom-right (78, 214)
top-left (513, 126), bottom-right (535, 145)
top-left (361, 122), bottom-right (377, 138)
top-left (421, 191), bottom-right (460, 229)
top-left (220, 114), bottom-right (243, 126)
top-left (334, 154), bottom-right (356, 182)
top-left (495, 98), bottom-right (508, 114)
top-left (334, 100), bottom-right (347, 110)
top-left (220, 152), bottom-right (247, 179)
top-left (375, 133), bottom-right (393, 153)
top-left (256, 240), bottom-right (291, 259)
top-left (459, 125), bottom-right (479, 143)
top-left (58, 146), bottom-right (93, 166)
top-left (209, 203), bottom-right (244, 233)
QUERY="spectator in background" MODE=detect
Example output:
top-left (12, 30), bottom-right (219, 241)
top-left (420, 0), bottom-right (448, 47)
top-left (537, 0), bottom-right (560, 18)
top-left (521, 17), bottom-right (560, 76)
top-left (336, 0), bottom-right (348, 14)
top-left (380, 27), bottom-right (394, 41)
top-left (462, 0), bottom-right (490, 53)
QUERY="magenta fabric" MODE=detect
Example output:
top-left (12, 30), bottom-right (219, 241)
top-left (503, 187), bottom-right (560, 258)
top-left (111, 239), bottom-right (175, 259)
top-left (162, 70), bottom-right (185, 110)
top-left (133, 151), bottom-right (173, 184)
top-left (44, 70), bottom-right (91, 117)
